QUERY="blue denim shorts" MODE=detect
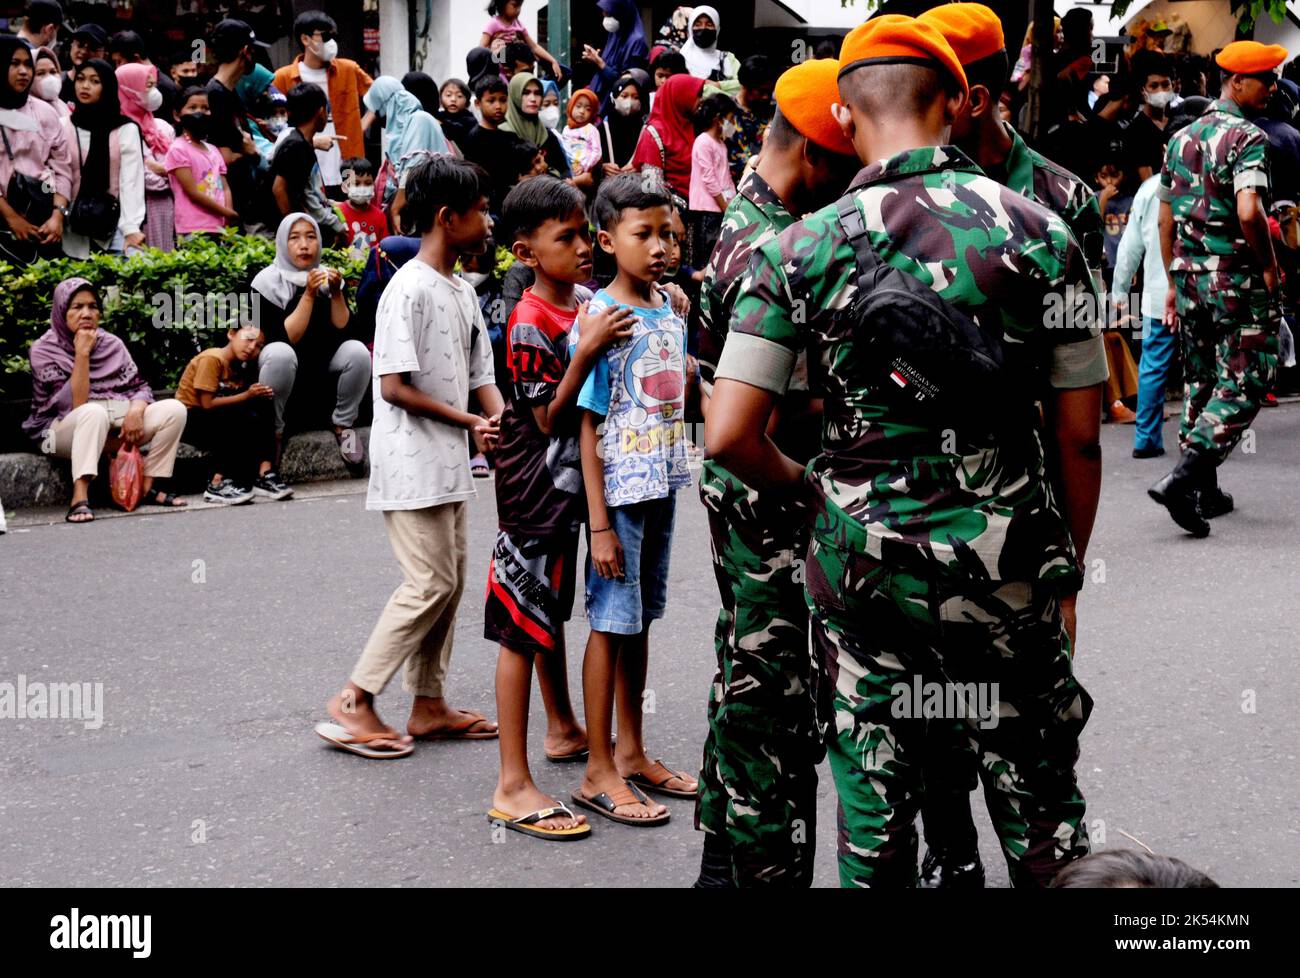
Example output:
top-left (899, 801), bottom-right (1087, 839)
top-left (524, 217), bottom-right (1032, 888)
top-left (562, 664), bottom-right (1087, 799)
top-left (585, 492), bottom-right (677, 635)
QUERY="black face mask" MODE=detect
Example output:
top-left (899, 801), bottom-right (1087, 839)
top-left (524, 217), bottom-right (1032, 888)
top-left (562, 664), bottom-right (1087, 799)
top-left (179, 112), bottom-right (209, 139)
top-left (692, 28), bottom-right (717, 49)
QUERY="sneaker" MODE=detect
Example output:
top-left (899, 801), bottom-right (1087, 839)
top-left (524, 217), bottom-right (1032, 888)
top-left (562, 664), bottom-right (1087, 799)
top-left (203, 479), bottom-right (254, 505)
top-left (253, 471), bottom-right (294, 501)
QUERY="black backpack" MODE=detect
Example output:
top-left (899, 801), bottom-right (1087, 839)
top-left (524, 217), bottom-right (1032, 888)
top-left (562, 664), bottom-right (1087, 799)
top-left (834, 194), bottom-right (1014, 434)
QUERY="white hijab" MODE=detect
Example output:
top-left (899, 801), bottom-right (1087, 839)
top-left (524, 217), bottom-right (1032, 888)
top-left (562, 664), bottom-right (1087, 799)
top-left (681, 5), bottom-right (722, 79)
top-left (251, 212), bottom-right (329, 310)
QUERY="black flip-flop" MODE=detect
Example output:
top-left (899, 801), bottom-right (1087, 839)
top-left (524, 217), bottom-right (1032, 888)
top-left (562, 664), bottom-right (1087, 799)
top-left (143, 489), bottom-right (187, 508)
top-left (545, 747), bottom-right (590, 764)
top-left (570, 781), bottom-right (670, 826)
top-left (625, 759), bottom-right (698, 799)
top-left (65, 501), bottom-right (95, 523)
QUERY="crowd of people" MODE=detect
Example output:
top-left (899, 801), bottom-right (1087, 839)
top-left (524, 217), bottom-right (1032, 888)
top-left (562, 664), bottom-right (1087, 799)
top-left (3, 2), bottom-right (1287, 889)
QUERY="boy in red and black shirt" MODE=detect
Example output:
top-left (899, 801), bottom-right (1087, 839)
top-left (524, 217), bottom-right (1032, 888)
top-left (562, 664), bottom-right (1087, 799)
top-left (340, 157), bottom-right (390, 254)
top-left (484, 176), bottom-right (632, 840)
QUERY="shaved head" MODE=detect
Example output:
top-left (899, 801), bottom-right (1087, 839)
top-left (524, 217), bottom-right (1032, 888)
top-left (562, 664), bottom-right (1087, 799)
top-left (837, 62), bottom-right (953, 121)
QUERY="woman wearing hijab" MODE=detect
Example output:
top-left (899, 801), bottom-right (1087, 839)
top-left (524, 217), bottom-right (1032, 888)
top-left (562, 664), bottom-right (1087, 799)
top-left (598, 69), bottom-right (648, 176)
top-left (465, 46), bottom-right (497, 94)
top-left (253, 212), bottom-right (370, 466)
top-left (401, 71), bottom-right (440, 116)
top-left (362, 75), bottom-right (449, 206)
top-left (629, 72), bottom-right (703, 199)
top-left (581, 0), bottom-right (650, 99)
top-left (500, 71), bottom-right (567, 179)
top-left (31, 46), bottom-right (69, 118)
top-left (61, 58), bottom-right (145, 258)
top-left (117, 63), bottom-right (175, 252)
top-left (680, 6), bottom-right (739, 94)
top-left (23, 277), bottom-right (189, 522)
top-left (0, 35), bottom-right (72, 261)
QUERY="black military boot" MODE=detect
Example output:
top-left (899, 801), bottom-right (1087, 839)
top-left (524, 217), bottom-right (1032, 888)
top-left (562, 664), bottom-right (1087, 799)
top-left (919, 792), bottom-right (985, 888)
top-left (1148, 448), bottom-right (1211, 537)
top-left (1197, 464), bottom-right (1234, 519)
top-left (693, 833), bottom-right (736, 888)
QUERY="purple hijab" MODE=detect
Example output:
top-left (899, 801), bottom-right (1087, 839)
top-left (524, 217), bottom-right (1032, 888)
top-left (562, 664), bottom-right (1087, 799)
top-left (22, 277), bottom-right (152, 443)
top-left (599, 0), bottom-right (649, 77)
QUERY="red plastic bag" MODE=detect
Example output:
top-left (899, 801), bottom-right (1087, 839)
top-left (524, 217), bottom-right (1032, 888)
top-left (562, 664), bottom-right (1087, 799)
top-left (109, 443), bottom-right (144, 512)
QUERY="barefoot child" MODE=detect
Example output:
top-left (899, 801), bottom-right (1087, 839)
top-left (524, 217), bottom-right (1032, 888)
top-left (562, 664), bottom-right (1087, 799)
top-left (568, 172), bottom-right (697, 825)
top-left (317, 156), bottom-right (504, 758)
top-left (485, 176), bottom-right (636, 840)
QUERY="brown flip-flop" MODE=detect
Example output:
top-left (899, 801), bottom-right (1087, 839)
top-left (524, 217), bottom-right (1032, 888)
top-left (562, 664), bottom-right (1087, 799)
top-left (625, 759), bottom-right (698, 799)
top-left (314, 722), bottom-right (414, 759)
top-left (411, 710), bottom-right (499, 741)
top-left (570, 780), bottom-right (670, 826)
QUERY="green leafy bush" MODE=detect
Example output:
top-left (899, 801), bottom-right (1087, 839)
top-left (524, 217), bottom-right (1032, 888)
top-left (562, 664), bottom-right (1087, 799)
top-left (0, 231), bottom-right (366, 400)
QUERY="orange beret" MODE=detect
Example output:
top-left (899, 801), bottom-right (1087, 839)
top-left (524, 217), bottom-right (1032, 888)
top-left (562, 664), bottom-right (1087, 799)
top-left (1216, 40), bottom-right (1287, 75)
top-left (838, 14), bottom-right (968, 96)
top-left (774, 59), bottom-right (856, 156)
top-left (918, 3), bottom-right (1005, 67)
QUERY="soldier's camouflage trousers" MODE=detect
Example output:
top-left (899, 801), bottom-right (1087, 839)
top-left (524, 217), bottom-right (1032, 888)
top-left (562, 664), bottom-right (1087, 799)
top-left (804, 536), bottom-right (1092, 888)
top-left (695, 460), bottom-right (822, 886)
top-left (1174, 272), bottom-right (1280, 461)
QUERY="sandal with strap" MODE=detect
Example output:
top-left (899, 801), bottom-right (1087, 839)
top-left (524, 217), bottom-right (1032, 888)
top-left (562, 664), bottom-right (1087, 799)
top-left (65, 500), bottom-right (95, 523)
top-left (625, 759), bottom-right (698, 799)
top-left (486, 803), bottom-right (591, 841)
top-left (143, 489), bottom-right (187, 508)
top-left (570, 780), bottom-right (671, 826)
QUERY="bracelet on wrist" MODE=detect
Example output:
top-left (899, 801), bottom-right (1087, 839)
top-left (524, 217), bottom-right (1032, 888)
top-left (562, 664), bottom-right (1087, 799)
top-left (590, 526), bottom-right (611, 533)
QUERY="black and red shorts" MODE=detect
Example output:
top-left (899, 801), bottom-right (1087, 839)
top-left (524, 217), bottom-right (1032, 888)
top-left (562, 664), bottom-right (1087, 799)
top-left (483, 529), bottom-right (578, 654)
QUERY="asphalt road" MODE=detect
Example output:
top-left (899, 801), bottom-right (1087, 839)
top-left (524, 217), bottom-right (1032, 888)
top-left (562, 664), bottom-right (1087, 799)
top-left (1, 405), bottom-right (1297, 887)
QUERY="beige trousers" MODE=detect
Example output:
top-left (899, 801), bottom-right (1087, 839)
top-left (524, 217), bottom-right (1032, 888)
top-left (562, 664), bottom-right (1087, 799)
top-left (49, 399), bottom-right (188, 482)
top-left (350, 502), bottom-right (468, 698)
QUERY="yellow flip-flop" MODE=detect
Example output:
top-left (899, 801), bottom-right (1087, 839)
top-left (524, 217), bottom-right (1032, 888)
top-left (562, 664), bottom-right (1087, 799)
top-left (487, 804), bottom-right (591, 841)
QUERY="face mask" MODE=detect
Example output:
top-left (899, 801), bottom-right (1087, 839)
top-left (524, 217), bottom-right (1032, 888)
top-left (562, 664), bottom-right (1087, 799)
top-left (316, 38), bottom-right (338, 62)
top-left (602, 16), bottom-right (620, 33)
top-left (721, 119), bottom-right (737, 139)
top-left (692, 28), bottom-right (717, 49)
top-left (145, 87), bottom-right (163, 112)
top-left (347, 186), bottom-right (375, 206)
top-left (462, 271), bottom-right (489, 287)
top-left (179, 112), bottom-right (209, 139)
top-left (34, 74), bottom-right (62, 101)
top-left (615, 96), bottom-right (639, 116)
top-left (266, 116), bottom-right (288, 134)
top-left (539, 106), bottom-right (561, 128)
top-left (1146, 90), bottom-right (1174, 110)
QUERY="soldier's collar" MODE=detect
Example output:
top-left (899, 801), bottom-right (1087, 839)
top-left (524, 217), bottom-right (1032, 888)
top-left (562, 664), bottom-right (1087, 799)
top-left (848, 145), bottom-right (981, 191)
top-left (1213, 97), bottom-right (1247, 119)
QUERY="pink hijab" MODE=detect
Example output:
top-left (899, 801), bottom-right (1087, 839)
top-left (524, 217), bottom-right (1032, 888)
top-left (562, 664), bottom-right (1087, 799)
top-left (116, 63), bottom-right (170, 158)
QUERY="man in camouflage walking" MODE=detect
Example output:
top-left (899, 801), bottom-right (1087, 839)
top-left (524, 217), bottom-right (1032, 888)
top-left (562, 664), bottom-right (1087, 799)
top-left (912, 1), bottom-right (1106, 889)
top-left (706, 15), bottom-right (1107, 887)
top-left (693, 58), bottom-right (860, 888)
top-left (1149, 41), bottom-right (1284, 537)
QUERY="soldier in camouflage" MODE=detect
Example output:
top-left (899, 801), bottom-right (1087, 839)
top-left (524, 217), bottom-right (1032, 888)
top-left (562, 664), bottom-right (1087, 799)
top-left (693, 59), bottom-right (860, 888)
top-left (1149, 40), bottom-right (1284, 538)
top-left (914, 1), bottom-right (1106, 889)
top-left (706, 15), bottom-right (1108, 887)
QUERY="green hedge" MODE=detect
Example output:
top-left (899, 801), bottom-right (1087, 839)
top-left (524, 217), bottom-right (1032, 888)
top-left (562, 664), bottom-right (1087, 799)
top-left (0, 231), bottom-right (366, 400)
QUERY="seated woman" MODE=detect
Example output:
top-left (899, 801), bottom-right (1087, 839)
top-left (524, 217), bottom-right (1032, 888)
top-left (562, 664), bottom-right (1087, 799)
top-left (253, 212), bottom-right (370, 468)
top-left (62, 59), bottom-right (146, 257)
top-left (22, 277), bottom-right (188, 523)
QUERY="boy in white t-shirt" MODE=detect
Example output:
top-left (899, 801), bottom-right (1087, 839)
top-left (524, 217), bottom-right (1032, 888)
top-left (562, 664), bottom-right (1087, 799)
top-left (316, 156), bottom-right (504, 758)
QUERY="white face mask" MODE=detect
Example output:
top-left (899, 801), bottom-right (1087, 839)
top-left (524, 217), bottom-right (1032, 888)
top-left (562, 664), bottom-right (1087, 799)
top-left (539, 106), bottom-right (561, 128)
top-left (316, 38), bottom-right (338, 62)
top-left (614, 96), bottom-right (639, 116)
top-left (721, 119), bottom-right (737, 139)
top-left (461, 271), bottom-right (489, 287)
top-left (602, 16), bottom-right (620, 33)
top-left (145, 86), bottom-right (163, 112)
top-left (266, 116), bottom-right (288, 134)
top-left (34, 74), bottom-right (62, 101)
top-left (347, 186), bottom-right (375, 206)
top-left (1146, 90), bottom-right (1174, 110)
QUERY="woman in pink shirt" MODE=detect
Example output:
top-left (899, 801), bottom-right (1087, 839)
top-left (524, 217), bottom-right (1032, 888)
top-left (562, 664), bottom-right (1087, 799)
top-left (0, 36), bottom-right (73, 264)
top-left (687, 91), bottom-right (736, 268)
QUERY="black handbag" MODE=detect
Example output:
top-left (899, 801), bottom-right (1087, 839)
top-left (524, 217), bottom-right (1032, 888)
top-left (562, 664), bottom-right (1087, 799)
top-left (67, 128), bottom-right (120, 240)
top-left (0, 125), bottom-right (55, 266)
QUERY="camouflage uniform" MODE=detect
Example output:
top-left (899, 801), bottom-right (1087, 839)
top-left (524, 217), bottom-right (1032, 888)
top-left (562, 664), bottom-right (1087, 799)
top-left (920, 124), bottom-right (1106, 873)
top-left (695, 169), bottom-right (822, 886)
top-left (716, 146), bottom-right (1108, 887)
top-left (1160, 97), bottom-right (1280, 460)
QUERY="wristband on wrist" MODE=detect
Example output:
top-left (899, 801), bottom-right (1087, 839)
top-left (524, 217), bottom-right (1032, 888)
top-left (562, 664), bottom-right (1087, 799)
top-left (591, 526), bottom-right (611, 533)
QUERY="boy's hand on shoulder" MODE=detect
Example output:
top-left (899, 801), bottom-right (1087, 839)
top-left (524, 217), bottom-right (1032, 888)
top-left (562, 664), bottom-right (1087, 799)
top-left (590, 527), bottom-right (624, 579)
top-left (660, 282), bottom-right (690, 319)
top-left (576, 301), bottom-right (635, 356)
